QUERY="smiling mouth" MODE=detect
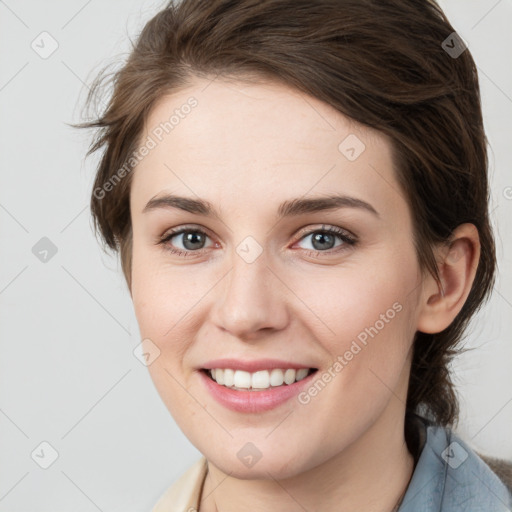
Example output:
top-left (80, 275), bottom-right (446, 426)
top-left (201, 367), bottom-right (318, 391)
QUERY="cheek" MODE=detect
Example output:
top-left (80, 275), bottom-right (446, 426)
top-left (294, 259), bottom-right (414, 345)
top-left (130, 247), bottom-right (202, 422)
top-left (289, 253), bottom-right (417, 396)
top-left (130, 243), bottom-right (215, 400)
top-left (288, 270), bottom-right (416, 457)
top-left (131, 242), bottom-right (199, 336)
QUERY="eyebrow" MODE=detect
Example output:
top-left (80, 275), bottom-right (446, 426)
top-left (142, 193), bottom-right (380, 219)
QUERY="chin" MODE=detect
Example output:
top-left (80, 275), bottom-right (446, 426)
top-left (204, 442), bottom-right (319, 481)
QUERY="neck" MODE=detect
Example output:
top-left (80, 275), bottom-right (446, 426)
top-left (200, 398), bottom-right (415, 512)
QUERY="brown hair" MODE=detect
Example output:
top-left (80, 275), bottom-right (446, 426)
top-left (80, 0), bottom-right (496, 444)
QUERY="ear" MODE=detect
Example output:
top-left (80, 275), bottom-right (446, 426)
top-left (416, 223), bottom-right (481, 334)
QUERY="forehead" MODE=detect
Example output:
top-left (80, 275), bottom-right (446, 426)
top-left (130, 76), bottom-right (407, 221)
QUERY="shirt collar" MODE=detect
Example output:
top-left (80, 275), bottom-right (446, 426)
top-left (398, 417), bottom-right (512, 511)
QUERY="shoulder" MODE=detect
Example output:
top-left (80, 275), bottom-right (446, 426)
top-left (399, 418), bottom-right (512, 511)
top-left (441, 429), bottom-right (512, 510)
top-left (479, 454), bottom-right (512, 494)
top-left (152, 457), bottom-right (208, 512)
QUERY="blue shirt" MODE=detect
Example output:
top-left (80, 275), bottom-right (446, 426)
top-left (398, 419), bottom-right (512, 511)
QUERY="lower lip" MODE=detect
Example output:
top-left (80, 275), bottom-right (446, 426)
top-left (199, 370), bottom-right (317, 413)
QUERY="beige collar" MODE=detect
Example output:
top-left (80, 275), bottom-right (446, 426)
top-left (152, 457), bottom-right (208, 512)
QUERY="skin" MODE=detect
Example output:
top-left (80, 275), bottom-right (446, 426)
top-left (128, 76), bottom-right (480, 511)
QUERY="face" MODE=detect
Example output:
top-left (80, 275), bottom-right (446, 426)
top-left (129, 76), bottom-right (424, 479)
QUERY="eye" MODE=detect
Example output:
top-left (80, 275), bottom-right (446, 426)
top-left (157, 224), bottom-right (357, 258)
top-left (294, 225), bottom-right (357, 255)
top-left (157, 226), bottom-right (214, 257)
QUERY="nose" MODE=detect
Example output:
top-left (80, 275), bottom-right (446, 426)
top-left (211, 250), bottom-right (289, 341)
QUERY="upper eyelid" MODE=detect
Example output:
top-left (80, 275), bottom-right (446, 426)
top-left (295, 224), bottom-right (354, 239)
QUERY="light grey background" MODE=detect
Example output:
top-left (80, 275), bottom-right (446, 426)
top-left (0, 0), bottom-right (511, 510)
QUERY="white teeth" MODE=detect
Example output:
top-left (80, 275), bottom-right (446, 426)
top-left (208, 368), bottom-right (313, 390)
top-left (223, 368), bottom-right (234, 387)
top-left (269, 368), bottom-right (284, 386)
top-left (283, 369), bottom-right (296, 385)
top-left (296, 368), bottom-right (309, 381)
top-left (251, 370), bottom-right (270, 389)
top-left (233, 370), bottom-right (251, 389)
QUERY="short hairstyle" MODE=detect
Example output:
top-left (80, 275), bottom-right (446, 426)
top-left (80, 0), bottom-right (496, 447)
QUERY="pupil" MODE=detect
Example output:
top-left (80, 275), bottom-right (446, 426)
top-left (183, 231), bottom-right (204, 250)
top-left (312, 232), bottom-right (334, 250)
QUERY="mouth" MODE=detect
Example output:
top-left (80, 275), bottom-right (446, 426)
top-left (199, 365), bottom-right (319, 413)
top-left (201, 367), bottom-right (318, 391)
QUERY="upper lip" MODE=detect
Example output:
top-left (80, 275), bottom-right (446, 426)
top-left (200, 358), bottom-right (315, 373)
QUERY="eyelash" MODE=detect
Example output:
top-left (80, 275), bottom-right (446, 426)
top-left (157, 224), bottom-right (357, 258)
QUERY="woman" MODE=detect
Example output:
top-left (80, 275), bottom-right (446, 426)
top-left (81, 0), bottom-right (512, 510)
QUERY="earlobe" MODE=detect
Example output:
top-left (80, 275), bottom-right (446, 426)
top-left (416, 223), bottom-right (481, 334)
